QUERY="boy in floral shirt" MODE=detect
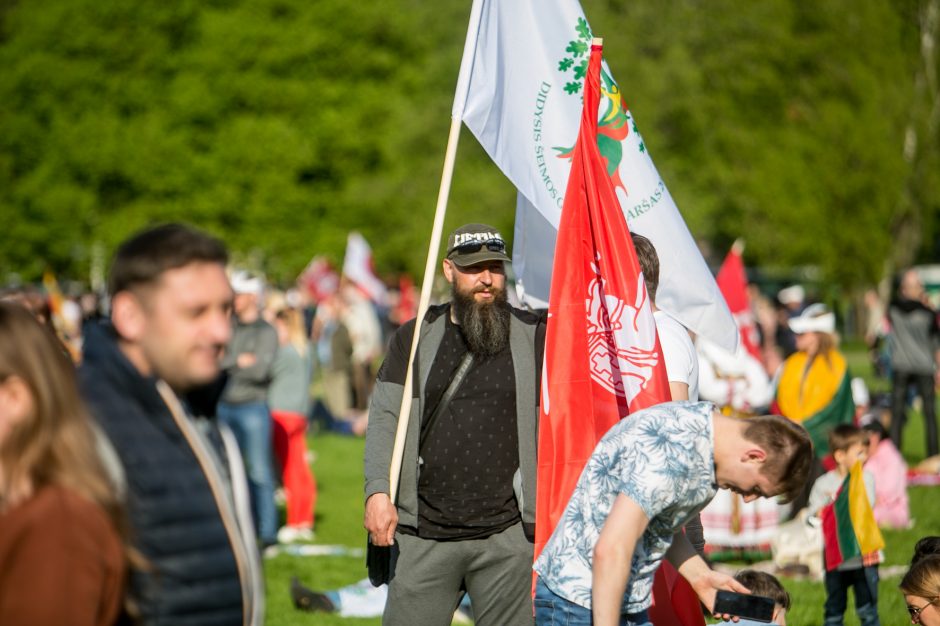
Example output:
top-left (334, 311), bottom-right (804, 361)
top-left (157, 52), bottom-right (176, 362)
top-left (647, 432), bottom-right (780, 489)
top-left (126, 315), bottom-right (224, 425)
top-left (534, 401), bottom-right (813, 626)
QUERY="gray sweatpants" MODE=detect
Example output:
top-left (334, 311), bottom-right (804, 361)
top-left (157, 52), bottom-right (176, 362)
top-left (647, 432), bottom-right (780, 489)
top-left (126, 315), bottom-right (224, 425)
top-left (383, 521), bottom-right (535, 626)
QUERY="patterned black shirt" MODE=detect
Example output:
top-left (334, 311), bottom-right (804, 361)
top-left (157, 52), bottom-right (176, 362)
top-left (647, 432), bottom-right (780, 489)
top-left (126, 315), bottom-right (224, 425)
top-left (416, 315), bottom-right (520, 539)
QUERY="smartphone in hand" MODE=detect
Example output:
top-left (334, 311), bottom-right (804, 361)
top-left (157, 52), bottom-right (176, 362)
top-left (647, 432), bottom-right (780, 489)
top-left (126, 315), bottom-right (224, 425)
top-left (713, 590), bottom-right (775, 622)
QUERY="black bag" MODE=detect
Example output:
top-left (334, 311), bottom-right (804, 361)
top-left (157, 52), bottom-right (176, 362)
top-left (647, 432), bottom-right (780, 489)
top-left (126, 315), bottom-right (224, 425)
top-left (367, 536), bottom-right (400, 586)
top-left (366, 351), bottom-right (475, 587)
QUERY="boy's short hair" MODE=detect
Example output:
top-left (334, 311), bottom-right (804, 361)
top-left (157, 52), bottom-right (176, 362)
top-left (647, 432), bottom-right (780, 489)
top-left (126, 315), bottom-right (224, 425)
top-left (828, 423), bottom-right (866, 455)
top-left (733, 570), bottom-right (791, 610)
top-left (630, 233), bottom-right (659, 303)
top-left (109, 223), bottom-right (228, 297)
top-left (742, 414), bottom-right (814, 503)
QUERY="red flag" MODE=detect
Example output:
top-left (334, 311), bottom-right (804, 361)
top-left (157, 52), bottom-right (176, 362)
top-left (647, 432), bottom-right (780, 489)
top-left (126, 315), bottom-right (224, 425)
top-left (535, 41), bottom-right (704, 626)
top-left (715, 240), bottom-right (761, 361)
top-left (395, 275), bottom-right (417, 324)
top-left (343, 232), bottom-right (389, 306)
top-left (297, 256), bottom-right (339, 303)
top-left (535, 39), bottom-right (669, 560)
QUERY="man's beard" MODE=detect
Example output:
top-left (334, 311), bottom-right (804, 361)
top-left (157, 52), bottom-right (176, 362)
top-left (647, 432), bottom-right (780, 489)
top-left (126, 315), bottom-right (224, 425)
top-left (451, 282), bottom-right (510, 357)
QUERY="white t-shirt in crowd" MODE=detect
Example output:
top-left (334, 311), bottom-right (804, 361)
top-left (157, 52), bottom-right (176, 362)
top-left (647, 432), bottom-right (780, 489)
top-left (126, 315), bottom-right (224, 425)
top-left (654, 310), bottom-right (699, 401)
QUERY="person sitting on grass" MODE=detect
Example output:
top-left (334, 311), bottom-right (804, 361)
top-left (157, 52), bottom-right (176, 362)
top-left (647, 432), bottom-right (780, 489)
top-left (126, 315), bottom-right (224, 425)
top-left (289, 577), bottom-right (473, 622)
top-left (861, 419), bottom-right (910, 529)
top-left (732, 570), bottom-right (791, 626)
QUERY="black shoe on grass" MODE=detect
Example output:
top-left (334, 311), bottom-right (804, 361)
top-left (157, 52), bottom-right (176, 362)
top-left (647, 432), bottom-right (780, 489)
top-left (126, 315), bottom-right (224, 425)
top-left (290, 577), bottom-right (336, 613)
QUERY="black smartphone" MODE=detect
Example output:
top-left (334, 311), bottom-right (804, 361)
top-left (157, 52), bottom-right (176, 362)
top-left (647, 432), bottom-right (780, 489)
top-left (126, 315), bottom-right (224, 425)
top-left (713, 590), bottom-right (776, 622)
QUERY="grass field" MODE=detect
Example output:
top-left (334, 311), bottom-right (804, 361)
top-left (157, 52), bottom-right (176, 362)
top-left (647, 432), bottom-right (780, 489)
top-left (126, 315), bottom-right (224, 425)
top-left (265, 341), bottom-right (940, 625)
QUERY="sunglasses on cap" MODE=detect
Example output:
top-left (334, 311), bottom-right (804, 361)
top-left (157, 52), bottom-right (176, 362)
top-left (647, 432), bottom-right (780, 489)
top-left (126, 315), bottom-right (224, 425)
top-left (449, 238), bottom-right (506, 255)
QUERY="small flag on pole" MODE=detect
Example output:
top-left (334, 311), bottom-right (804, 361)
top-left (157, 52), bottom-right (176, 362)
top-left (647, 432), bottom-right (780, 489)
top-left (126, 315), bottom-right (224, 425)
top-left (298, 256), bottom-right (339, 303)
top-left (715, 240), bottom-right (762, 362)
top-left (342, 232), bottom-right (388, 306)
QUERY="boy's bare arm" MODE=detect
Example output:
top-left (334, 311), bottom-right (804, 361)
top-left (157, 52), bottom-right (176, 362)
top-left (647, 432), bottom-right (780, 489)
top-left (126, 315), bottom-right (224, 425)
top-left (592, 494), bottom-right (648, 626)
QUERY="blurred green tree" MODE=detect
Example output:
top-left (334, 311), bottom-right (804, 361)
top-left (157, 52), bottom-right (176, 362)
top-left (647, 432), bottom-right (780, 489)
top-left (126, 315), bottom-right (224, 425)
top-left (1, 0), bottom-right (936, 291)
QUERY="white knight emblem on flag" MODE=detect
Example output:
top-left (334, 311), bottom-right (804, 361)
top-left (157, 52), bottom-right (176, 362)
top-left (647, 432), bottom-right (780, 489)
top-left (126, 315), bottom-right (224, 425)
top-left (585, 266), bottom-right (660, 404)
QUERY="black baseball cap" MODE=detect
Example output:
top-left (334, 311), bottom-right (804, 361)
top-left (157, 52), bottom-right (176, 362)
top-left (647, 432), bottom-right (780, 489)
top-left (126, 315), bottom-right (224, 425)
top-left (445, 223), bottom-right (511, 268)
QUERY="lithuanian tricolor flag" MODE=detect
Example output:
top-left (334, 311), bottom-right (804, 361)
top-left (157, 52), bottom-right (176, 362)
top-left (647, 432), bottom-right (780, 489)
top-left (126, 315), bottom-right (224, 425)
top-left (820, 461), bottom-right (885, 571)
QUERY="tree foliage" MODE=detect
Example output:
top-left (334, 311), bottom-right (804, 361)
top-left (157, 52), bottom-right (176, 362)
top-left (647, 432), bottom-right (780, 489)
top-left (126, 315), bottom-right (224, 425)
top-left (1, 0), bottom-right (937, 289)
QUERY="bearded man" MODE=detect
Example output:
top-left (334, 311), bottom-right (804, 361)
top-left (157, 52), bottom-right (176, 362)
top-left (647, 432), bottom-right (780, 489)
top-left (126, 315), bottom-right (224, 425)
top-left (364, 223), bottom-right (546, 626)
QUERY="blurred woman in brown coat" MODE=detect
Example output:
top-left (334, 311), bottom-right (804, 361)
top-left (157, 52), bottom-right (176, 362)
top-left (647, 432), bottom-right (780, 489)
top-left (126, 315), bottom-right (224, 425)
top-left (0, 302), bottom-right (131, 625)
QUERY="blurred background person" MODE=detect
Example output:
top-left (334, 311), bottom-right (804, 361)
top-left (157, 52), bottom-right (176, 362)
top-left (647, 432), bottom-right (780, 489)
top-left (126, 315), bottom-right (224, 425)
top-left (315, 294), bottom-right (356, 420)
top-left (81, 224), bottom-right (263, 624)
top-left (861, 418), bottom-right (911, 529)
top-left (0, 302), bottom-right (129, 625)
top-left (887, 268), bottom-right (940, 459)
top-left (267, 292), bottom-right (317, 544)
top-left (774, 303), bottom-right (855, 513)
top-left (697, 338), bottom-right (773, 416)
top-left (218, 270), bottom-right (280, 548)
top-left (863, 288), bottom-right (889, 379)
top-left (340, 283), bottom-right (383, 412)
top-left (775, 284), bottom-right (805, 358)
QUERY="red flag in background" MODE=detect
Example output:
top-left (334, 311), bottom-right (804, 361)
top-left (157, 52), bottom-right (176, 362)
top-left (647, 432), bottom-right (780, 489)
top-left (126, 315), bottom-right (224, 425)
top-left (343, 232), bottom-right (389, 306)
top-left (715, 240), bottom-right (762, 361)
top-left (395, 275), bottom-right (417, 324)
top-left (297, 256), bottom-right (339, 304)
top-left (535, 41), bottom-right (704, 626)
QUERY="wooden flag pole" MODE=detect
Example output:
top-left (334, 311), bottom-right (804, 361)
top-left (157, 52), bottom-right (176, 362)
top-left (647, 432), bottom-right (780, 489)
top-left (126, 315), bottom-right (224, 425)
top-left (387, 116), bottom-right (463, 504)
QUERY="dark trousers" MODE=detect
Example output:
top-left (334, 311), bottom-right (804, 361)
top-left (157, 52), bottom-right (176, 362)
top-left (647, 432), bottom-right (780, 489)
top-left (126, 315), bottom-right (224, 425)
top-left (890, 370), bottom-right (938, 457)
top-left (823, 565), bottom-right (880, 626)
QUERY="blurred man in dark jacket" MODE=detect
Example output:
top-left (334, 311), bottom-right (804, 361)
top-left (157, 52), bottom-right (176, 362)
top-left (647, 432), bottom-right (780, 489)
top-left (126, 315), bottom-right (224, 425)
top-left (80, 224), bottom-right (263, 626)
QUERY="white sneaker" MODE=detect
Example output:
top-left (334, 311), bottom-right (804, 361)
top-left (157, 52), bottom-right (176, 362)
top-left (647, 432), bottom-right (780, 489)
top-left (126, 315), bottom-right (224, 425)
top-left (278, 525), bottom-right (315, 544)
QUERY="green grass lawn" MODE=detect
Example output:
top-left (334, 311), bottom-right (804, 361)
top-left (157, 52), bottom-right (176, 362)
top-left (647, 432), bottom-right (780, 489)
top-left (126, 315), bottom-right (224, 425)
top-left (266, 342), bottom-right (940, 625)
top-left (265, 433), bottom-right (378, 626)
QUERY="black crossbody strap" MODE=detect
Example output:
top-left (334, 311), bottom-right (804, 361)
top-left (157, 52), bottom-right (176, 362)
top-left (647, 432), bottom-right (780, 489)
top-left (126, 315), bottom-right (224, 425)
top-left (419, 351), bottom-right (474, 451)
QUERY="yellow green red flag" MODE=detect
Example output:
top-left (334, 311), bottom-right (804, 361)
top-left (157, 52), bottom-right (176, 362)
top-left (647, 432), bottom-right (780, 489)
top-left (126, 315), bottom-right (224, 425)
top-left (820, 461), bottom-right (885, 571)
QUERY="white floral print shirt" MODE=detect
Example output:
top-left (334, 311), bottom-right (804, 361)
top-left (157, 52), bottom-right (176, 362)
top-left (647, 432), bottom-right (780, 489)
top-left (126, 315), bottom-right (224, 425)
top-left (534, 401), bottom-right (718, 613)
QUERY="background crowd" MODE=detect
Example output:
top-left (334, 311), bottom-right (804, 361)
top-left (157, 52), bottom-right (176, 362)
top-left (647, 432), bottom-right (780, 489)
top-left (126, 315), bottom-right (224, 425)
top-left (1, 219), bottom-right (939, 624)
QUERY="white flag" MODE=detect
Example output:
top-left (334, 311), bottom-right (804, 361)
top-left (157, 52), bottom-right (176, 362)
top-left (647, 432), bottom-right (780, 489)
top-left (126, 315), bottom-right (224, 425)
top-left (452, 0), bottom-right (737, 351)
top-left (342, 232), bottom-right (388, 306)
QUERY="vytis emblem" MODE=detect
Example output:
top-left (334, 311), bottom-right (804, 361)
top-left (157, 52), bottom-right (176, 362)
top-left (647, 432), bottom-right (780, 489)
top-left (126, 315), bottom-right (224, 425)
top-left (585, 257), bottom-right (659, 405)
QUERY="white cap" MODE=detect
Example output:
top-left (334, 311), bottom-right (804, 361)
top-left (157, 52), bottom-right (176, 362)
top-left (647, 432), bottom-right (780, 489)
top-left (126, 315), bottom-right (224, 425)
top-left (778, 284), bottom-right (805, 305)
top-left (230, 270), bottom-right (264, 296)
top-left (788, 302), bottom-right (835, 335)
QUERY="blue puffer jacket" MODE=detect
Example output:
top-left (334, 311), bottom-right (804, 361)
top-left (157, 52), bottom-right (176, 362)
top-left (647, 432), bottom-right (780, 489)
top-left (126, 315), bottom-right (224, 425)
top-left (80, 322), bottom-right (256, 626)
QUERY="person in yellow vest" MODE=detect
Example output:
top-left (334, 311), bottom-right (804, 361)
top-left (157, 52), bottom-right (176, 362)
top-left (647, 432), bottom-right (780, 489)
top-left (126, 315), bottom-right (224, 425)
top-left (774, 303), bottom-right (854, 512)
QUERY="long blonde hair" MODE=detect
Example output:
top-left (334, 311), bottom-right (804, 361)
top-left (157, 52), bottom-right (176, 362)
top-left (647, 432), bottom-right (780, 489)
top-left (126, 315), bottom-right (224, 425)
top-left (276, 306), bottom-right (310, 357)
top-left (0, 303), bottom-right (140, 573)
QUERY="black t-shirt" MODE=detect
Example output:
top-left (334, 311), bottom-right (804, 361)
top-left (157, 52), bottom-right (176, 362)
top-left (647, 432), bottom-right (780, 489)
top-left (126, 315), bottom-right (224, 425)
top-left (415, 315), bottom-right (520, 539)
